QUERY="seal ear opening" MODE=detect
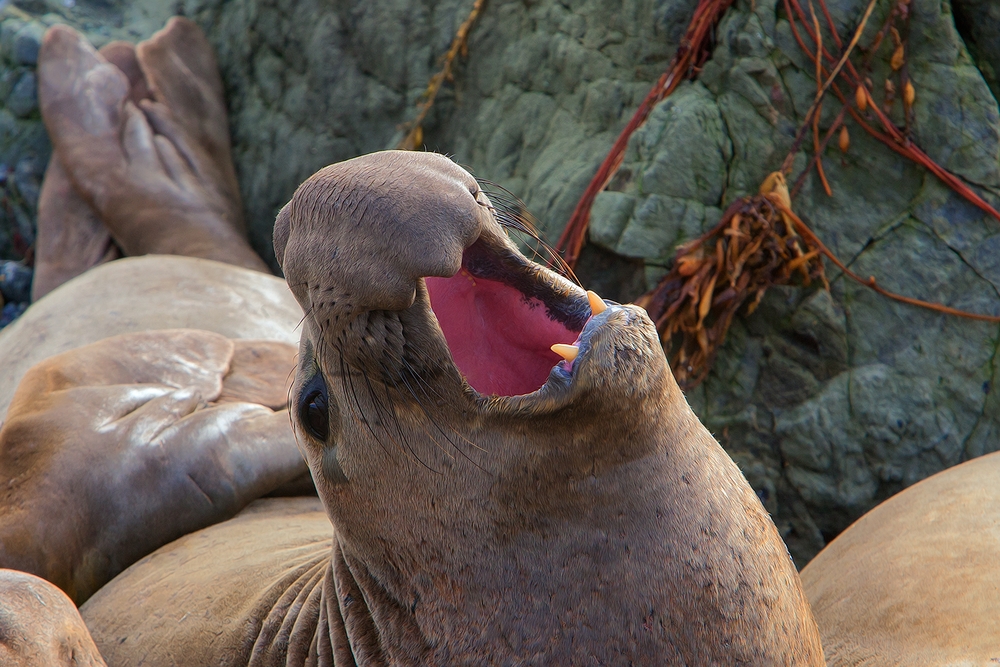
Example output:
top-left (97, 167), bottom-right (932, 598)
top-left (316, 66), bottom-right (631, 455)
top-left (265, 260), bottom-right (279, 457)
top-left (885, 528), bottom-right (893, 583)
top-left (273, 202), bottom-right (291, 270)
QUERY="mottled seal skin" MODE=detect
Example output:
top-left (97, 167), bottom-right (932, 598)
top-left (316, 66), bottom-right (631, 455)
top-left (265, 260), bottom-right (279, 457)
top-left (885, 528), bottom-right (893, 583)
top-left (80, 151), bottom-right (824, 665)
top-left (801, 450), bottom-right (1000, 666)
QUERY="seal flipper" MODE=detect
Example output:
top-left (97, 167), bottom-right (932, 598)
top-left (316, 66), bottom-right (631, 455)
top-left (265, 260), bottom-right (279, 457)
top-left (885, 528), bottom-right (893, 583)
top-left (32, 157), bottom-right (120, 301)
top-left (0, 330), bottom-right (308, 603)
top-left (32, 42), bottom-right (150, 301)
top-left (38, 27), bottom-right (132, 212)
top-left (135, 17), bottom-right (247, 237)
top-left (37, 25), bottom-right (267, 271)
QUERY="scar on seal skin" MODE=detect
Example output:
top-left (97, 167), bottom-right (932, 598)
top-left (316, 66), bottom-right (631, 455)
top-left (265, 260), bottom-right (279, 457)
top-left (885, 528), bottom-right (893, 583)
top-left (35, 18), bottom-right (267, 295)
top-left (53, 150), bottom-right (824, 666)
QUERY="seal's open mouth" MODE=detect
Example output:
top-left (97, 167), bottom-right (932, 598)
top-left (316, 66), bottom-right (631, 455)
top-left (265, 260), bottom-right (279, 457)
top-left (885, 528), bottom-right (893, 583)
top-left (424, 239), bottom-right (590, 397)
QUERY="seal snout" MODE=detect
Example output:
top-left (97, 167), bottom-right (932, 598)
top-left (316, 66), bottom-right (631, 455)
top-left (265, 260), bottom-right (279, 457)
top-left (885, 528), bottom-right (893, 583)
top-left (280, 150), bottom-right (636, 401)
top-left (275, 151), bottom-right (486, 317)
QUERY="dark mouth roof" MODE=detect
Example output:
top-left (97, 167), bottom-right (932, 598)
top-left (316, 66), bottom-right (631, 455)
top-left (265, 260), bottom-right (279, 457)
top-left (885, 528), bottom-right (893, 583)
top-left (424, 239), bottom-right (589, 397)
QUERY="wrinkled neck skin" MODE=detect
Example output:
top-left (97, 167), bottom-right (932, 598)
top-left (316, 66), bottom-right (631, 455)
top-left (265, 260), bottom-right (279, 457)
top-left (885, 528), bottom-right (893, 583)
top-left (267, 151), bottom-right (823, 665)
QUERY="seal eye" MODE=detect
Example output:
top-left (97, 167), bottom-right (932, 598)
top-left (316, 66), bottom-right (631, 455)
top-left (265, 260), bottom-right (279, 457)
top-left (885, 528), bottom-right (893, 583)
top-left (298, 372), bottom-right (330, 441)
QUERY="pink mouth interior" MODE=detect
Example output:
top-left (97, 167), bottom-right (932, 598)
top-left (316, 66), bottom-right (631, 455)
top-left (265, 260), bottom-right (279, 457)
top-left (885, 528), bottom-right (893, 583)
top-left (425, 269), bottom-right (582, 396)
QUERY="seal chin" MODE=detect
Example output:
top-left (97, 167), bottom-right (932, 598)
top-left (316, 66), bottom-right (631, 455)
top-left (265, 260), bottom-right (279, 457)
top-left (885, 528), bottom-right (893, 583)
top-left (424, 236), bottom-right (619, 399)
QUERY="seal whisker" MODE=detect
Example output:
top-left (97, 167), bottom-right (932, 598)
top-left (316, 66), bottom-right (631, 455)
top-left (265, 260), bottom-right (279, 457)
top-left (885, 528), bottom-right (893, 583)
top-left (477, 178), bottom-right (580, 284)
top-left (295, 302), bottom-right (316, 333)
top-left (382, 364), bottom-right (455, 461)
top-left (284, 358), bottom-right (299, 412)
top-left (284, 280), bottom-right (316, 332)
top-left (360, 364), bottom-right (440, 473)
top-left (391, 358), bottom-right (488, 471)
top-left (400, 357), bottom-right (487, 456)
top-left (338, 347), bottom-right (392, 458)
top-left (348, 311), bottom-right (436, 469)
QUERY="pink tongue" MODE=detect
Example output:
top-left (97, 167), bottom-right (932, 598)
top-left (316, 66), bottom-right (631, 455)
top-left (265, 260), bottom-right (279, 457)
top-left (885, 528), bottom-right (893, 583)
top-left (425, 271), bottom-right (580, 396)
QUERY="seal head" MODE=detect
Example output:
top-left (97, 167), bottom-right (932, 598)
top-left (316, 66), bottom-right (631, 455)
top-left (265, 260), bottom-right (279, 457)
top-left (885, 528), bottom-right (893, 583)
top-left (274, 150), bottom-right (824, 664)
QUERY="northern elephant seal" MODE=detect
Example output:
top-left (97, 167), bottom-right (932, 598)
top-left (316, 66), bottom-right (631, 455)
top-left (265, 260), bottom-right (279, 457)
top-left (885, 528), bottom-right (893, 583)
top-left (62, 150), bottom-right (824, 665)
top-left (0, 326), bottom-right (307, 604)
top-left (0, 254), bottom-right (309, 626)
top-left (0, 254), bottom-right (301, 421)
top-left (801, 450), bottom-right (1000, 666)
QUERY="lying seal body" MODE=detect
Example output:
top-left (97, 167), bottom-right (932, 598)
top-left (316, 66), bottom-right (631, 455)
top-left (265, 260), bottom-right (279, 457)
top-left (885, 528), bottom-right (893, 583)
top-left (0, 255), bottom-right (311, 620)
top-left (0, 570), bottom-right (105, 666)
top-left (64, 151), bottom-right (824, 665)
top-left (0, 254), bottom-right (301, 420)
top-left (801, 450), bottom-right (1000, 666)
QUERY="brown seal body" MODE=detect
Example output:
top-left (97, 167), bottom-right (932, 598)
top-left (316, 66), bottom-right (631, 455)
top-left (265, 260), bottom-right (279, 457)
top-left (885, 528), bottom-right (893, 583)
top-left (0, 325), bottom-right (307, 604)
top-left (0, 254), bottom-right (309, 609)
top-left (801, 450), bottom-right (1000, 666)
top-left (0, 254), bottom-right (301, 420)
top-left (0, 569), bottom-right (106, 666)
top-left (68, 150), bottom-right (824, 665)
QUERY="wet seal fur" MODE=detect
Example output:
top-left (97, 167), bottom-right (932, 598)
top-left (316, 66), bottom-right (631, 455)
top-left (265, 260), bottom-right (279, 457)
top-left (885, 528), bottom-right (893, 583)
top-left (71, 150), bottom-right (824, 665)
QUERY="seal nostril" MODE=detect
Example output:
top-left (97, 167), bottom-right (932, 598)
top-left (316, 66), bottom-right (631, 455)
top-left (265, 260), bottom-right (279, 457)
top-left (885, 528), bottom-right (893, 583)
top-left (298, 372), bottom-right (330, 442)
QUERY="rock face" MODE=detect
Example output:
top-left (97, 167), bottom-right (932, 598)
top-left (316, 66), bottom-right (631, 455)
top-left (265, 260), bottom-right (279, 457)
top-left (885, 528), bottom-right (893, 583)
top-left (0, 0), bottom-right (999, 565)
top-left (183, 0), bottom-right (698, 268)
top-left (590, 0), bottom-right (1000, 562)
top-left (953, 0), bottom-right (1000, 101)
top-left (0, 13), bottom-right (48, 263)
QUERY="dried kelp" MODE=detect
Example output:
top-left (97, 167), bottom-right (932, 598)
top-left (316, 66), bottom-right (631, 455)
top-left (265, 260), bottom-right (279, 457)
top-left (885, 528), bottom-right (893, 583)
top-left (397, 0), bottom-right (485, 151)
top-left (558, 0), bottom-right (1000, 386)
top-left (636, 174), bottom-right (826, 389)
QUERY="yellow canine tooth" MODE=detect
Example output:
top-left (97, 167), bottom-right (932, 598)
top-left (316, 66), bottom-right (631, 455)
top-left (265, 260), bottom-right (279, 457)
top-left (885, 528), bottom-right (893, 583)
top-left (587, 290), bottom-right (607, 315)
top-left (551, 343), bottom-right (579, 362)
